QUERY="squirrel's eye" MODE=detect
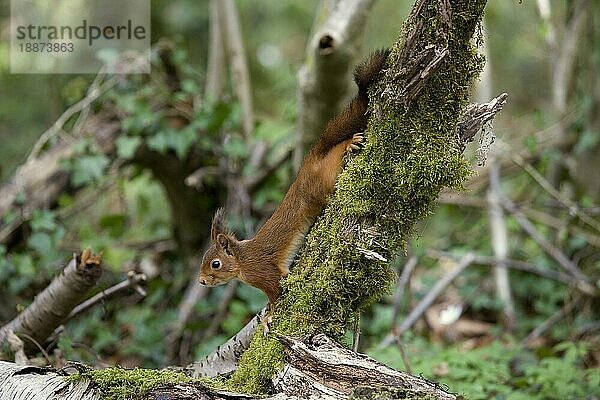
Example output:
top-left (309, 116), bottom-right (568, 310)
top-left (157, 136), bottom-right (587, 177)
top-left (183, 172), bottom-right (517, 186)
top-left (211, 259), bottom-right (221, 269)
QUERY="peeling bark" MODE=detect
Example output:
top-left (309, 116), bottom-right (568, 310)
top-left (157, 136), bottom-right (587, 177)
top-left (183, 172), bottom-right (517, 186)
top-left (186, 310), bottom-right (265, 378)
top-left (0, 250), bottom-right (102, 354)
top-left (273, 334), bottom-right (456, 399)
top-left (0, 362), bottom-right (101, 400)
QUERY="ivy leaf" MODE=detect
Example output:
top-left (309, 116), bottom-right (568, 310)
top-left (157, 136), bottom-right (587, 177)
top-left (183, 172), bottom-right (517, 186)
top-left (13, 254), bottom-right (35, 278)
top-left (71, 154), bottom-right (110, 187)
top-left (170, 127), bottom-right (197, 159)
top-left (223, 134), bottom-right (248, 159)
top-left (27, 231), bottom-right (53, 256)
top-left (116, 135), bottom-right (142, 159)
top-left (30, 209), bottom-right (57, 232)
top-left (146, 131), bottom-right (169, 154)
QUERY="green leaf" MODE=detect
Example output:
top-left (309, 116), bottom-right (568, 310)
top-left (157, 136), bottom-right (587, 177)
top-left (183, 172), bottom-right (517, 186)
top-left (14, 191), bottom-right (27, 205)
top-left (574, 129), bottom-right (599, 154)
top-left (146, 131), bottom-right (169, 154)
top-left (170, 126), bottom-right (197, 159)
top-left (181, 79), bottom-right (199, 95)
top-left (223, 135), bottom-right (248, 159)
top-left (13, 253), bottom-right (35, 277)
top-left (27, 232), bottom-right (53, 257)
top-left (116, 135), bottom-right (142, 159)
top-left (99, 213), bottom-right (127, 238)
top-left (71, 154), bottom-right (110, 187)
top-left (30, 209), bottom-right (57, 232)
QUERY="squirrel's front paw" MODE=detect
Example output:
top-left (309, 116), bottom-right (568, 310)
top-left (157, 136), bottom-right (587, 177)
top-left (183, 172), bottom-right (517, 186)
top-left (261, 313), bottom-right (273, 335)
top-left (346, 132), bottom-right (365, 153)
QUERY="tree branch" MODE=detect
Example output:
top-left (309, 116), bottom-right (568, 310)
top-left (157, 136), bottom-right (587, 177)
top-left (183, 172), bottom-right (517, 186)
top-left (0, 249), bottom-right (102, 354)
top-left (294, 0), bottom-right (376, 170)
top-left (502, 197), bottom-right (591, 283)
top-left (219, 0), bottom-right (254, 138)
top-left (205, 0), bottom-right (226, 99)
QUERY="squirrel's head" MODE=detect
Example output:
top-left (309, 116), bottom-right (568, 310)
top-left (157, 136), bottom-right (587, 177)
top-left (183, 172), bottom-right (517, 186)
top-left (199, 209), bottom-right (241, 286)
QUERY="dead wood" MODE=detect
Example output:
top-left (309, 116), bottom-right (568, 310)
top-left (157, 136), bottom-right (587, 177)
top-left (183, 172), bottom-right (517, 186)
top-left (0, 249), bottom-right (102, 355)
top-left (0, 334), bottom-right (457, 400)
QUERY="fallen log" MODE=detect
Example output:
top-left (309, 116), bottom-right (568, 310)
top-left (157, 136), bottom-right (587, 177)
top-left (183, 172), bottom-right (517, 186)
top-left (0, 334), bottom-right (456, 400)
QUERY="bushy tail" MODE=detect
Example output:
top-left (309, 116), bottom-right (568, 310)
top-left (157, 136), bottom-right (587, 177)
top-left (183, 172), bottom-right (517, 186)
top-left (312, 49), bottom-right (389, 157)
top-left (354, 48), bottom-right (390, 97)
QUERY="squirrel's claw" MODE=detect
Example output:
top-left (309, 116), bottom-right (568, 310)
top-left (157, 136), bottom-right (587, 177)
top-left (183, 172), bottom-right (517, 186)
top-left (346, 132), bottom-right (365, 153)
top-left (261, 313), bottom-right (274, 335)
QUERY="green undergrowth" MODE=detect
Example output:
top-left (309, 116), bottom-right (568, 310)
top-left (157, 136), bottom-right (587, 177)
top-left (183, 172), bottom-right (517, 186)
top-left (226, 0), bottom-right (486, 395)
top-left (65, 367), bottom-right (218, 400)
top-left (369, 338), bottom-right (600, 400)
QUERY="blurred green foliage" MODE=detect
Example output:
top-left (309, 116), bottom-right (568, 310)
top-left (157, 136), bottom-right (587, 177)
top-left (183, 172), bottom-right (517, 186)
top-left (369, 338), bottom-right (600, 400)
top-left (0, 1), bottom-right (598, 398)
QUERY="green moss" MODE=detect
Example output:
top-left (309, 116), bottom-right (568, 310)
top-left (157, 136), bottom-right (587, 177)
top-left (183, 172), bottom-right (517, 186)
top-left (65, 367), bottom-right (198, 400)
top-left (227, 332), bottom-right (284, 395)
top-left (228, 0), bottom-right (486, 395)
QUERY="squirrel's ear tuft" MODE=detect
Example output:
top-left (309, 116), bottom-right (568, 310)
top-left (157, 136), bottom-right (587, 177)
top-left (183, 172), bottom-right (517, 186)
top-left (211, 208), bottom-right (227, 241)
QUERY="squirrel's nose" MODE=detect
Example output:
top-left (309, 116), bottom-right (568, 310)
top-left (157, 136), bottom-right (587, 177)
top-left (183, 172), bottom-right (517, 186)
top-left (199, 278), bottom-right (206, 285)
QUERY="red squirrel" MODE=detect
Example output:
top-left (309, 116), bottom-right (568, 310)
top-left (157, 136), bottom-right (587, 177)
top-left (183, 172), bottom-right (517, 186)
top-left (198, 50), bottom-right (389, 326)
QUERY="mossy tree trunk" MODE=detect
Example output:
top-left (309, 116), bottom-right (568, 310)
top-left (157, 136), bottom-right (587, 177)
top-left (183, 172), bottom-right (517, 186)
top-left (0, 0), bottom-right (501, 398)
top-left (229, 0), bottom-right (487, 394)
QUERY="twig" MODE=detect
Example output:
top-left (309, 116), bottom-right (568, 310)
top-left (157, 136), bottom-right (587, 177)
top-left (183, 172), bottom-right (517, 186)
top-left (244, 149), bottom-right (293, 191)
top-left (352, 313), bottom-right (361, 353)
top-left (503, 197), bottom-right (591, 283)
top-left (5, 330), bottom-right (28, 366)
top-left (0, 249), bottom-right (102, 354)
top-left (438, 193), bottom-right (487, 208)
top-left (393, 333), bottom-right (412, 374)
top-left (220, 0), bottom-right (254, 138)
top-left (205, 0), bottom-right (226, 99)
top-left (503, 145), bottom-right (600, 234)
top-left (523, 296), bottom-right (583, 346)
top-left (67, 271), bottom-right (147, 320)
top-left (575, 321), bottom-right (600, 339)
top-left (27, 77), bottom-right (118, 162)
top-left (391, 256), bottom-right (418, 328)
top-left (427, 250), bottom-right (597, 297)
top-left (392, 253), bottom-right (475, 337)
top-left (166, 281), bottom-right (209, 362)
top-left (185, 166), bottom-right (223, 190)
top-left (18, 333), bottom-right (51, 365)
top-left (438, 194), bottom-right (600, 248)
top-left (379, 256), bottom-right (418, 348)
top-left (487, 161), bottom-right (516, 331)
top-left (295, 0), bottom-right (376, 170)
top-left (535, 0), bottom-right (557, 49)
top-left (524, 207), bottom-right (600, 248)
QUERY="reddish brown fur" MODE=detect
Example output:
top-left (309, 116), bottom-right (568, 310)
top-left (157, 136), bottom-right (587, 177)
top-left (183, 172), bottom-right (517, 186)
top-left (198, 49), bottom-right (389, 307)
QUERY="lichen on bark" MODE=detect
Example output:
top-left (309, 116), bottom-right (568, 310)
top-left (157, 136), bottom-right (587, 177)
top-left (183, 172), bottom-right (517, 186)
top-left (229, 0), bottom-right (487, 394)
